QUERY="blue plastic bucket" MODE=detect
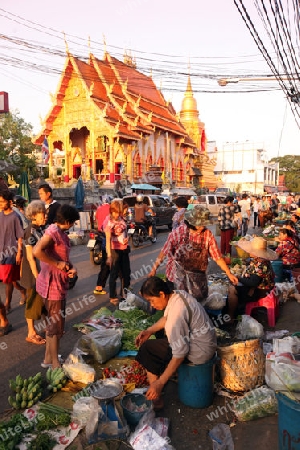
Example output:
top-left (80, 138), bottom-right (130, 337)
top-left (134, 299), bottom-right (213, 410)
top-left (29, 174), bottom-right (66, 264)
top-left (120, 393), bottom-right (152, 427)
top-left (271, 260), bottom-right (283, 283)
top-left (178, 355), bottom-right (217, 408)
top-left (277, 392), bottom-right (300, 450)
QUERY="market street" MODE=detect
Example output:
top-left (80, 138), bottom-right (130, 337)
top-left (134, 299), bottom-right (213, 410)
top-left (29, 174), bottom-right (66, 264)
top-left (1, 224), bottom-right (299, 449)
top-left (0, 228), bottom-right (169, 416)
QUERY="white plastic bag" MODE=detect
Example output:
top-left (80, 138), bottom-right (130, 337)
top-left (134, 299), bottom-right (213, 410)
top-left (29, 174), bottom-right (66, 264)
top-left (273, 358), bottom-right (300, 391)
top-left (209, 423), bottom-right (234, 450)
top-left (125, 290), bottom-right (153, 313)
top-left (129, 424), bottom-right (174, 450)
top-left (235, 315), bottom-right (264, 340)
top-left (273, 336), bottom-right (300, 354)
top-left (202, 283), bottom-right (228, 310)
top-left (72, 396), bottom-right (100, 427)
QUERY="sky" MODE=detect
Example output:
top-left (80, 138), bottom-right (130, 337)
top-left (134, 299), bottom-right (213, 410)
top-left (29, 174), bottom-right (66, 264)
top-left (0, 0), bottom-right (299, 160)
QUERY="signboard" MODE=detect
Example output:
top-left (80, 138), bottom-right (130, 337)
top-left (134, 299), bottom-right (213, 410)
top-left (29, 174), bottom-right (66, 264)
top-left (0, 92), bottom-right (9, 113)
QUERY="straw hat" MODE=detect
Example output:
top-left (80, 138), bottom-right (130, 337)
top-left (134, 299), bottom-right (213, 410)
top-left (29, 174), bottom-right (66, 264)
top-left (184, 205), bottom-right (210, 227)
top-left (237, 236), bottom-right (278, 260)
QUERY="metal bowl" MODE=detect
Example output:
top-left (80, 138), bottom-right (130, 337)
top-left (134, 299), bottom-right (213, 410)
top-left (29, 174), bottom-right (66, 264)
top-left (90, 379), bottom-right (123, 401)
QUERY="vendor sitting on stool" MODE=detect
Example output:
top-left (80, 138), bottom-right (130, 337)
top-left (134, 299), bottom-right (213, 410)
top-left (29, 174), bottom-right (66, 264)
top-left (227, 237), bottom-right (277, 322)
top-left (135, 276), bottom-right (216, 411)
top-left (275, 227), bottom-right (300, 281)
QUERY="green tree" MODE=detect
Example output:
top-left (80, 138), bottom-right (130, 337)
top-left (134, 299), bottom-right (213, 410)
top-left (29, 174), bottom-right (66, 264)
top-left (0, 111), bottom-right (39, 182)
top-left (269, 155), bottom-right (300, 192)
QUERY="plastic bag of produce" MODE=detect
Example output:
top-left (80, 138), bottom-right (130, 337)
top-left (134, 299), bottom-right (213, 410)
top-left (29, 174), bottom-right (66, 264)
top-left (235, 315), bottom-right (264, 340)
top-left (233, 386), bottom-right (278, 421)
top-left (77, 328), bottom-right (123, 363)
top-left (272, 358), bottom-right (300, 392)
top-left (63, 362), bottom-right (96, 384)
top-left (202, 283), bottom-right (228, 310)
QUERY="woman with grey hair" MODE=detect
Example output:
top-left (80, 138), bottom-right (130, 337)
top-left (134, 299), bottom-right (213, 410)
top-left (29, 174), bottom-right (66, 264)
top-left (20, 200), bottom-right (47, 344)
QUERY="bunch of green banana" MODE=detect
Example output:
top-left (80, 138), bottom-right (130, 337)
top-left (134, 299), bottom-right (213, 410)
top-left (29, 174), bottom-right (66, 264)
top-left (8, 373), bottom-right (43, 409)
top-left (46, 367), bottom-right (67, 392)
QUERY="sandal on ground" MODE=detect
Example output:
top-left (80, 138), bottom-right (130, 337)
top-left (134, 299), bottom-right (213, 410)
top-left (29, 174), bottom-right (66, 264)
top-left (110, 298), bottom-right (119, 306)
top-left (0, 323), bottom-right (12, 337)
top-left (41, 362), bottom-right (52, 369)
top-left (93, 289), bottom-right (106, 295)
top-left (152, 397), bottom-right (164, 411)
top-left (41, 355), bottom-right (64, 369)
top-left (26, 335), bottom-right (46, 345)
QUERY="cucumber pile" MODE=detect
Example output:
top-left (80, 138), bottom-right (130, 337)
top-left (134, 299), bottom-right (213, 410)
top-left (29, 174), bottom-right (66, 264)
top-left (8, 373), bottom-right (43, 409)
top-left (46, 367), bottom-right (67, 392)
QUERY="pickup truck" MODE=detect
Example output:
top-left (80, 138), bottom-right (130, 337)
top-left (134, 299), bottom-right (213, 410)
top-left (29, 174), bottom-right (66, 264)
top-left (198, 194), bottom-right (226, 216)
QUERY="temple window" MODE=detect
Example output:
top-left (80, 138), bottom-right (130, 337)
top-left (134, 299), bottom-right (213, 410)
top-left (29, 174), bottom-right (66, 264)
top-left (157, 156), bottom-right (165, 174)
top-left (146, 154), bottom-right (153, 172)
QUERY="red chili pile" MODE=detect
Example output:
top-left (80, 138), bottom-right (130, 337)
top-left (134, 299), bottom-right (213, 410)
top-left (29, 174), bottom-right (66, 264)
top-left (102, 361), bottom-right (148, 387)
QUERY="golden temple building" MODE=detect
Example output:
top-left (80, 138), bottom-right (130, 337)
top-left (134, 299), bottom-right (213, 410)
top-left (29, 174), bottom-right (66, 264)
top-left (34, 50), bottom-right (217, 190)
top-left (179, 75), bottom-right (218, 190)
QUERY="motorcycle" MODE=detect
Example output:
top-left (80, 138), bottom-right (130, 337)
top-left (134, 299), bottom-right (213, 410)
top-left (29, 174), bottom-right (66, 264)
top-left (128, 213), bottom-right (157, 248)
top-left (87, 230), bottom-right (105, 265)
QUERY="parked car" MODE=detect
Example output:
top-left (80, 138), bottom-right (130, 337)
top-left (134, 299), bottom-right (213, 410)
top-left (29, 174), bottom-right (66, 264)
top-left (198, 194), bottom-right (226, 216)
top-left (123, 195), bottom-right (176, 229)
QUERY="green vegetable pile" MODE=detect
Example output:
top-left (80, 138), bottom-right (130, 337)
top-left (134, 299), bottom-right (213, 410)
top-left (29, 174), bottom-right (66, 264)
top-left (230, 258), bottom-right (242, 267)
top-left (8, 373), bottom-right (43, 409)
top-left (112, 309), bottom-right (164, 351)
top-left (36, 402), bottom-right (71, 431)
top-left (46, 367), bottom-right (67, 392)
top-left (0, 413), bottom-right (34, 450)
top-left (26, 432), bottom-right (57, 450)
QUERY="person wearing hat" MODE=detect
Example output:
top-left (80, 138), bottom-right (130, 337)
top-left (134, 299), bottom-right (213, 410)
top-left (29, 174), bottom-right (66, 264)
top-left (227, 236), bottom-right (277, 322)
top-left (149, 205), bottom-right (238, 303)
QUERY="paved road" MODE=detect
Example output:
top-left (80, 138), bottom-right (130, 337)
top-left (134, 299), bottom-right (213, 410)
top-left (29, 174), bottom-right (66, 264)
top-left (0, 228), bottom-right (168, 416)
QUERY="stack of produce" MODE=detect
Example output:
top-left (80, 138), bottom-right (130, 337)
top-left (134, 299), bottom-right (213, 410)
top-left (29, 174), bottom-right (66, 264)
top-left (0, 413), bottom-right (34, 449)
top-left (46, 367), bottom-right (68, 392)
top-left (36, 402), bottom-right (72, 431)
top-left (112, 308), bottom-right (163, 351)
top-left (103, 361), bottom-right (148, 387)
top-left (8, 373), bottom-right (43, 409)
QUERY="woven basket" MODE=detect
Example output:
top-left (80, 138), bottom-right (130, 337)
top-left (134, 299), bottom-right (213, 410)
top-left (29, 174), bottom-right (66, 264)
top-left (217, 339), bottom-right (265, 393)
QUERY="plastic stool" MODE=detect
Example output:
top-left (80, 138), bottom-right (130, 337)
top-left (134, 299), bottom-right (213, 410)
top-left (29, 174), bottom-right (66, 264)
top-left (245, 288), bottom-right (279, 327)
